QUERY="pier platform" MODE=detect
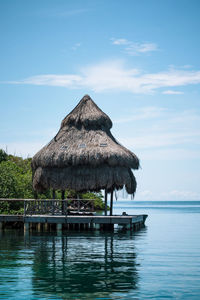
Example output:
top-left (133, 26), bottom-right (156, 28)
top-left (0, 214), bottom-right (148, 232)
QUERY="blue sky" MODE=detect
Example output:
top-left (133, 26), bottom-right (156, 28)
top-left (1, 0), bottom-right (200, 200)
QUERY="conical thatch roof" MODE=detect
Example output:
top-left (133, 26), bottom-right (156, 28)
top-left (32, 95), bottom-right (139, 195)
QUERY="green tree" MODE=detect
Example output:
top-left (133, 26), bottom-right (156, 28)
top-left (0, 149), bottom-right (106, 214)
top-left (0, 160), bottom-right (25, 212)
top-left (0, 149), bottom-right (8, 163)
top-left (81, 191), bottom-right (105, 210)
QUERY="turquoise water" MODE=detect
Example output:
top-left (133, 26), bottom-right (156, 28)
top-left (0, 201), bottom-right (200, 299)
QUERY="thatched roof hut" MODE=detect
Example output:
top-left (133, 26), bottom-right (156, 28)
top-left (32, 95), bottom-right (139, 213)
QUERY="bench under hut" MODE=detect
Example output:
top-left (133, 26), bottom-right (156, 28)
top-left (31, 95), bottom-right (139, 215)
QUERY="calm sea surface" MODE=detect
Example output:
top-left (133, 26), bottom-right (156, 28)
top-left (0, 201), bottom-right (200, 299)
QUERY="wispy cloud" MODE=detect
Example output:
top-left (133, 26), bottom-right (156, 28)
top-left (115, 108), bottom-right (200, 161)
top-left (121, 130), bottom-right (200, 149)
top-left (114, 107), bottom-right (166, 124)
top-left (71, 43), bottom-right (81, 51)
top-left (5, 60), bottom-right (200, 94)
top-left (111, 38), bottom-right (158, 55)
top-left (162, 190), bottom-right (200, 200)
top-left (126, 42), bottom-right (158, 55)
top-left (112, 38), bottom-right (129, 45)
top-left (136, 189), bottom-right (200, 200)
top-left (163, 90), bottom-right (184, 95)
top-left (44, 8), bottom-right (90, 18)
top-left (140, 148), bottom-right (200, 161)
top-left (10, 74), bottom-right (82, 87)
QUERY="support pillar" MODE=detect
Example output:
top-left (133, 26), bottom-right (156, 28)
top-left (77, 194), bottom-right (80, 213)
top-left (126, 223), bottom-right (131, 230)
top-left (44, 223), bottom-right (49, 232)
top-left (37, 223), bottom-right (41, 232)
top-left (57, 223), bottom-right (62, 232)
top-left (29, 222), bottom-right (33, 232)
top-left (24, 222), bottom-right (29, 233)
top-left (105, 189), bottom-right (108, 216)
top-left (52, 190), bottom-right (56, 215)
top-left (95, 223), bottom-right (100, 230)
top-left (110, 190), bottom-right (113, 216)
top-left (61, 190), bottom-right (65, 214)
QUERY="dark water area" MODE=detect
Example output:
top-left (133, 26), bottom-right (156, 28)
top-left (0, 201), bottom-right (200, 299)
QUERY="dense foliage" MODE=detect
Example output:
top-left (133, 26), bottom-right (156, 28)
top-left (0, 149), bottom-right (105, 214)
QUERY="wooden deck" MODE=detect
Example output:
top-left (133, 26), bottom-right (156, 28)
top-left (0, 214), bottom-right (148, 232)
top-left (0, 199), bottom-right (148, 232)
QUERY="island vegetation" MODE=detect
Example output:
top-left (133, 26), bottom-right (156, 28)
top-left (0, 149), bottom-right (105, 214)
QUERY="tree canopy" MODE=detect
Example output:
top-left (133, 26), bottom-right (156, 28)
top-left (0, 149), bottom-right (104, 214)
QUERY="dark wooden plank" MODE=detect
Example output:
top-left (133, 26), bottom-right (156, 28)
top-left (0, 215), bottom-right (23, 222)
top-left (132, 216), bottom-right (144, 223)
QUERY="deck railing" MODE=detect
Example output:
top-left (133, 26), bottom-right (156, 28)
top-left (0, 198), bottom-right (95, 216)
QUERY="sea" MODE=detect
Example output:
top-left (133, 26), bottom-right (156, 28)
top-left (0, 200), bottom-right (200, 300)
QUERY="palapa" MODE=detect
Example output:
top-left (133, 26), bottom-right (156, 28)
top-left (32, 95), bottom-right (139, 196)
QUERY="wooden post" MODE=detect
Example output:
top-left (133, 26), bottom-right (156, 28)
top-left (110, 190), bottom-right (113, 216)
top-left (57, 223), bottom-right (62, 232)
top-left (52, 189), bottom-right (55, 215)
top-left (44, 223), bottom-right (48, 231)
top-left (61, 190), bottom-right (65, 215)
top-left (24, 222), bottom-right (29, 233)
top-left (24, 200), bottom-right (26, 216)
top-left (95, 223), bottom-right (100, 230)
top-left (65, 198), bottom-right (68, 215)
top-left (90, 222), bottom-right (94, 230)
top-left (37, 223), bottom-right (41, 232)
top-left (77, 194), bottom-right (80, 212)
top-left (105, 189), bottom-right (108, 216)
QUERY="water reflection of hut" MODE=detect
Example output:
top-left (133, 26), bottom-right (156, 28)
top-left (31, 234), bottom-right (139, 299)
top-left (31, 95), bottom-right (139, 214)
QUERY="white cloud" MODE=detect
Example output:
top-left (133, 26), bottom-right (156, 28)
top-left (139, 148), bottom-right (200, 161)
top-left (115, 107), bottom-right (200, 125)
top-left (111, 38), bottom-right (129, 45)
top-left (135, 189), bottom-right (200, 200)
top-left (126, 42), bottom-right (158, 55)
top-left (114, 108), bottom-right (200, 160)
top-left (13, 74), bottom-right (82, 87)
top-left (138, 190), bottom-right (153, 199)
top-left (71, 43), bottom-right (81, 51)
top-left (164, 190), bottom-right (200, 200)
top-left (6, 61), bottom-right (200, 94)
top-left (114, 107), bottom-right (165, 124)
top-left (162, 90), bottom-right (184, 95)
top-left (121, 130), bottom-right (200, 150)
top-left (111, 38), bottom-right (158, 55)
top-left (81, 61), bottom-right (141, 92)
top-left (168, 110), bottom-right (200, 124)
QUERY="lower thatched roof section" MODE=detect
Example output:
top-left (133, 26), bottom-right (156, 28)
top-left (33, 165), bottom-right (136, 195)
